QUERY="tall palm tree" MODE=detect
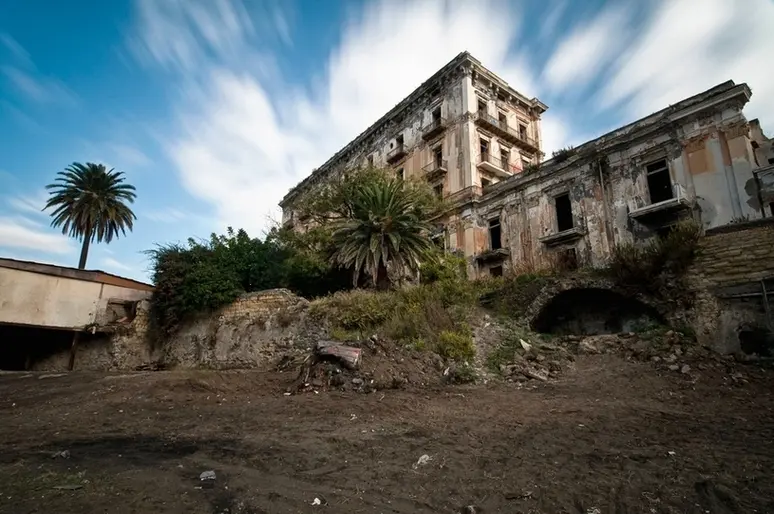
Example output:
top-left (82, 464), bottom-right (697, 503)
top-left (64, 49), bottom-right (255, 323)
top-left (331, 177), bottom-right (435, 289)
top-left (45, 162), bottom-right (137, 269)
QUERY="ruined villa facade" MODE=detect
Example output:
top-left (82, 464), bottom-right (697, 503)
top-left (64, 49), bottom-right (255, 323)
top-left (281, 52), bottom-right (774, 278)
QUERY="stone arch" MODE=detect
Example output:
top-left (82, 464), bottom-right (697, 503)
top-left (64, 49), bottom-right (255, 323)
top-left (528, 278), bottom-right (664, 335)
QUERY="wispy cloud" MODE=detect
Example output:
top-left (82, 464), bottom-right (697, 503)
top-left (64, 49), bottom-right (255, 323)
top-left (0, 216), bottom-right (74, 254)
top-left (543, 4), bottom-right (633, 93)
top-left (1, 66), bottom-right (78, 106)
top-left (106, 142), bottom-right (152, 168)
top-left (0, 33), bottom-right (33, 68)
top-left (145, 207), bottom-right (189, 223)
top-left (596, 0), bottom-right (774, 126)
top-left (8, 191), bottom-right (48, 217)
top-left (101, 256), bottom-right (133, 272)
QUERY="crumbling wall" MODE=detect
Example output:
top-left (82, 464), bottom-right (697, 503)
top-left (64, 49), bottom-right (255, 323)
top-left (160, 289), bottom-right (321, 369)
top-left (687, 219), bottom-right (774, 353)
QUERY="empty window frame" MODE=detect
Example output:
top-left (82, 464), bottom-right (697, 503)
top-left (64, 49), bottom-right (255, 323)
top-left (477, 99), bottom-right (487, 115)
top-left (490, 265), bottom-right (503, 277)
top-left (646, 159), bottom-right (673, 204)
top-left (500, 148), bottom-right (509, 169)
top-left (481, 177), bottom-right (491, 187)
top-left (367, 154), bottom-right (374, 168)
top-left (433, 183), bottom-right (443, 199)
top-left (431, 105), bottom-right (442, 122)
top-left (519, 123), bottom-right (528, 140)
top-left (396, 134), bottom-right (404, 148)
top-left (555, 193), bottom-right (573, 232)
top-left (397, 167), bottom-right (404, 180)
top-left (434, 146), bottom-right (443, 167)
top-left (488, 217), bottom-right (502, 250)
top-left (498, 111), bottom-right (507, 126)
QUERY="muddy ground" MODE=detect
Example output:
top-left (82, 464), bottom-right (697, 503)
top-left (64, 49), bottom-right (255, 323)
top-left (1, 355), bottom-right (773, 514)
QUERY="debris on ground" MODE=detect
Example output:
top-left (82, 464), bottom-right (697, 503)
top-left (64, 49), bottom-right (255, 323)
top-left (412, 454), bottom-right (432, 469)
top-left (52, 484), bottom-right (83, 491)
top-left (52, 450), bottom-right (70, 459)
top-left (199, 470), bottom-right (216, 481)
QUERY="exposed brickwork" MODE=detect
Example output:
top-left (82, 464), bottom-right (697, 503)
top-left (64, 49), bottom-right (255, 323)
top-left (692, 219), bottom-right (774, 287)
top-left (218, 289), bottom-right (302, 320)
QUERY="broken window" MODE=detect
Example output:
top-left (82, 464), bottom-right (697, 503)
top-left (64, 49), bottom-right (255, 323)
top-left (498, 112), bottom-right (507, 127)
top-left (433, 184), bottom-right (443, 199)
top-left (555, 193), bottom-right (573, 232)
top-left (481, 177), bottom-right (491, 187)
top-left (478, 99), bottom-right (487, 115)
top-left (489, 217), bottom-right (502, 250)
top-left (397, 168), bottom-right (404, 180)
top-left (646, 159), bottom-right (673, 204)
top-left (519, 124), bottom-right (528, 140)
top-left (432, 106), bottom-right (442, 122)
top-left (434, 146), bottom-right (443, 167)
top-left (396, 134), bottom-right (404, 148)
top-left (522, 158), bottom-right (531, 170)
top-left (490, 265), bottom-right (503, 277)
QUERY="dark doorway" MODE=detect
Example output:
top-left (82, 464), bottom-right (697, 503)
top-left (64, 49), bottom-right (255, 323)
top-left (555, 193), bottom-right (573, 232)
top-left (490, 265), bottom-right (503, 277)
top-left (488, 217), bottom-right (502, 250)
top-left (532, 288), bottom-right (664, 335)
top-left (646, 160), bottom-right (673, 204)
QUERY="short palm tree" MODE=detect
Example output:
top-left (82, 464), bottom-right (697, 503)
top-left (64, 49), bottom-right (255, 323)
top-left (45, 162), bottom-right (137, 269)
top-left (331, 178), bottom-right (435, 289)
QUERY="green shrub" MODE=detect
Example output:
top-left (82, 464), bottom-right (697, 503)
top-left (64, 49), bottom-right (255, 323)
top-left (435, 329), bottom-right (475, 362)
top-left (420, 251), bottom-right (467, 284)
top-left (446, 363), bottom-right (478, 384)
top-left (608, 219), bottom-right (702, 294)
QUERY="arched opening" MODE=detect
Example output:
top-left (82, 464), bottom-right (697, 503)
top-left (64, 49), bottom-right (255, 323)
top-left (532, 288), bottom-right (664, 335)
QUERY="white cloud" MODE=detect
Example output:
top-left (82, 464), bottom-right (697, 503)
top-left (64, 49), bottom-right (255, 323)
top-left (145, 207), bottom-right (188, 223)
top-left (598, 0), bottom-right (774, 132)
top-left (1, 66), bottom-right (78, 105)
top-left (134, 0), bottom-right (541, 235)
top-left (0, 33), bottom-right (33, 68)
top-left (106, 143), bottom-right (152, 168)
top-left (7, 192), bottom-right (48, 217)
top-left (543, 4), bottom-right (632, 93)
top-left (101, 256), bottom-right (133, 272)
top-left (0, 216), bottom-right (74, 254)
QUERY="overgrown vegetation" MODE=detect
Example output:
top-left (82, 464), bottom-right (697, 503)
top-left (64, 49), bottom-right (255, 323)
top-left (551, 146), bottom-right (575, 163)
top-left (607, 219), bottom-right (703, 295)
top-left (309, 278), bottom-right (498, 363)
top-left (147, 227), bottom-right (351, 335)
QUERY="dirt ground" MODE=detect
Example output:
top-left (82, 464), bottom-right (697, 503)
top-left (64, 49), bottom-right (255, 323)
top-left (1, 355), bottom-right (773, 514)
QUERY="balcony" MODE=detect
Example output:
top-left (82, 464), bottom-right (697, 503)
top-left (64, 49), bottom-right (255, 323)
top-left (473, 111), bottom-right (540, 153)
top-left (539, 227), bottom-right (585, 247)
top-left (422, 159), bottom-right (448, 180)
top-left (386, 143), bottom-right (407, 164)
top-left (476, 152), bottom-right (510, 178)
top-left (629, 183), bottom-right (693, 223)
top-left (422, 117), bottom-right (447, 141)
top-left (476, 247), bottom-right (510, 263)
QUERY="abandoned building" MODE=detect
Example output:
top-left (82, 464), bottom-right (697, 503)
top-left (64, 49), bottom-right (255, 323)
top-left (280, 52), bottom-right (774, 279)
top-left (0, 258), bottom-right (154, 370)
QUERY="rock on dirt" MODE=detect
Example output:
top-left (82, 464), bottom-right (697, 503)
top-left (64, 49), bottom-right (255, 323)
top-left (199, 470), bottom-right (216, 481)
top-left (412, 454), bottom-right (432, 469)
top-left (681, 364), bottom-right (691, 374)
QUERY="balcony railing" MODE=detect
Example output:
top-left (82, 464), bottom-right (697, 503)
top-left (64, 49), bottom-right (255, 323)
top-left (421, 117), bottom-right (447, 140)
top-left (423, 159), bottom-right (448, 179)
top-left (386, 143), bottom-right (407, 163)
top-left (473, 111), bottom-right (539, 151)
top-left (476, 152), bottom-right (511, 178)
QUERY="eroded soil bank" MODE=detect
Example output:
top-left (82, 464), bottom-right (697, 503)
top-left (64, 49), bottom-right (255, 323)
top-left (1, 355), bottom-right (773, 514)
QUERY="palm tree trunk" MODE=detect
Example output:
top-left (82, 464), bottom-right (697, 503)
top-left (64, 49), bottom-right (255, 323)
top-left (77, 227), bottom-right (92, 269)
top-left (376, 262), bottom-right (390, 291)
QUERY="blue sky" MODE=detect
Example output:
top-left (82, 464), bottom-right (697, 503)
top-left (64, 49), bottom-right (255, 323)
top-left (1, 0), bottom-right (773, 282)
